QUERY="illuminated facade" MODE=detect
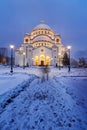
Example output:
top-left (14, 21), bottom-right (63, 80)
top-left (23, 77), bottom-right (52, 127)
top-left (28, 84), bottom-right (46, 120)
top-left (15, 23), bottom-right (65, 66)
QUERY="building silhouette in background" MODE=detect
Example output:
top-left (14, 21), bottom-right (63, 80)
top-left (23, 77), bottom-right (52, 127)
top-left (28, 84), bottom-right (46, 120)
top-left (0, 48), bottom-right (8, 64)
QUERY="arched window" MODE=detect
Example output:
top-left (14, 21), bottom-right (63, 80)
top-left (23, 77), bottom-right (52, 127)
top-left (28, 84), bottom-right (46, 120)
top-left (56, 38), bottom-right (59, 43)
top-left (41, 49), bottom-right (44, 52)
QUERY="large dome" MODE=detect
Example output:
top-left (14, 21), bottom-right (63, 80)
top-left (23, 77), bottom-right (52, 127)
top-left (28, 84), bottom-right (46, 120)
top-left (33, 24), bottom-right (52, 30)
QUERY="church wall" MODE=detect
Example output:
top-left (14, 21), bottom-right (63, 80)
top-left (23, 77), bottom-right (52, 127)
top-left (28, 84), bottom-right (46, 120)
top-left (15, 53), bottom-right (19, 66)
top-left (32, 47), bottom-right (53, 65)
top-left (15, 53), bottom-right (23, 66)
top-left (19, 54), bottom-right (23, 66)
top-left (52, 47), bottom-right (58, 66)
top-left (27, 47), bottom-right (33, 66)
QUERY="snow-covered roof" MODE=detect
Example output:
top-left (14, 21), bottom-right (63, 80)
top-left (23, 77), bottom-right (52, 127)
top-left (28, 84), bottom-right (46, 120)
top-left (32, 36), bottom-right (52, 42)
top-left (33, 24), bottom-right (52, 30)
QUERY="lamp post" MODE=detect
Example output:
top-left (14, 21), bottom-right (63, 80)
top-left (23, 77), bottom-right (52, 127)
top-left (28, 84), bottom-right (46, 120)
top-left (23, 52), bottom-right (25, 69)
top-left (10, 45), bottom-right (14, 73)
top-left (58, 53), bottom-right (61, 70)
top-left (67, 46), bottom-right (71, 72)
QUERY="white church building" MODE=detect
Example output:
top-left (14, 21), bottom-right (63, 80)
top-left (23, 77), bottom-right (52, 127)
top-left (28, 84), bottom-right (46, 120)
top-left (15, 23), bottom-right (65, 66)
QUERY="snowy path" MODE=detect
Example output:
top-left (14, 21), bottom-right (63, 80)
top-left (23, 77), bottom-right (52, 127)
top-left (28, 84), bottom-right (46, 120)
top-left (0, 74), bottom-right (87, 130)
top-left (54, 76), bottom-right (87, 109)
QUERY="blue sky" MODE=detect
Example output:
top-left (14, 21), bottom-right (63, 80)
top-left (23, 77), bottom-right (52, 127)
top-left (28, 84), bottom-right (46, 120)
top-left (0, 0), bottom-right (87, 58)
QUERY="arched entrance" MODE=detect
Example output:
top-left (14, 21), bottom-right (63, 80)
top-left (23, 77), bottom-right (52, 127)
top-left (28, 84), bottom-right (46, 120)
top-left (34, 55), bottom-right (51, 66)
top-left (40, 55), bottom-right (45, 66)
top-left (46, 56), bottom-right (50, 66)
top-left (34, 56), bottom-right (39, 66)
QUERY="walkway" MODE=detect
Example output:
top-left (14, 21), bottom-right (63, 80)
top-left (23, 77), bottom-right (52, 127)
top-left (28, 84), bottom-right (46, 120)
top-left (0, 74), bottom-right (87, 130)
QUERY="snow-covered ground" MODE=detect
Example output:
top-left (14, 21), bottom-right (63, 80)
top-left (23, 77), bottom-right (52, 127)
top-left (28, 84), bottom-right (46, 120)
top-left (0, 65), bottom-right (87, 130)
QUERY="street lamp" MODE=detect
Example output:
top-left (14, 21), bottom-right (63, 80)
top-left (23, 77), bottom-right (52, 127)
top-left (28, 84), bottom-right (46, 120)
top-left (67, 46), bottom-right (72, 72)
top-left (23, 52), bottom-right (26, 69)
top-left (58, 53), bottom-right (61, 70)
top-left (10, 45), bottom-right (14, 73)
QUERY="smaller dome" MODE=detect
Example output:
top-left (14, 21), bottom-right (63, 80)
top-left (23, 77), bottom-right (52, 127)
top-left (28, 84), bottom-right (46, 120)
top-left (32, 36), bottom-right (52, 43)
top-left (33, 24), bottom-right (52, 30)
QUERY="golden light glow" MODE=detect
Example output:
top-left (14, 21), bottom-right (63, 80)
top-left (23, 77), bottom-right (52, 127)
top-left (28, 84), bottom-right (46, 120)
top-left (40, 55), bottom-right (45, 61)
top-left (34, 55), bottom-right (51, 66)
top-left (2, 58), bottom-right (6, 63)
top-left (34, 56), bottom-right (39, 66)
top-left (46, 56), bottom-right (50, 66)
top-left (35, 56), bottom-right (38, 59)
top-left (58, 53), bottom-right (61, 58)
top-left (58, 53), bottom-right (61, 56)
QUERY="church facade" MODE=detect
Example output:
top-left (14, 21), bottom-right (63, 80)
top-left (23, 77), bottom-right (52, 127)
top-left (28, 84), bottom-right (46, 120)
top-left (15, 23), bottom-right (65, 66)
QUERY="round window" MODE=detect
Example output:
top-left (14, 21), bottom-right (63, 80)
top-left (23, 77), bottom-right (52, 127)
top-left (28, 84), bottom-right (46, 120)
top-left (25, 39), bottom-right (28, 42)
top-left (41, 49), bottom-right (44, 52)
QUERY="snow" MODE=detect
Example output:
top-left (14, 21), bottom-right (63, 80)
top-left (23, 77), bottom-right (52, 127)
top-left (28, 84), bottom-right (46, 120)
top-left (0, 73), bottom-right (31, 95)
top-left (0, 66), bottom-right (87, 130)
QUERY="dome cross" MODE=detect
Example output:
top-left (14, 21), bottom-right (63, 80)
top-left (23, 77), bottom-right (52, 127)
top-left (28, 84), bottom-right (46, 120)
top-left (41, 20), bottom-right (45, 24)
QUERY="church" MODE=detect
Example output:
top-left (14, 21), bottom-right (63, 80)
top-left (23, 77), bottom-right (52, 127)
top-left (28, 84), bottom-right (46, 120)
top-left (15, 23), bottom-right (65, 66)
